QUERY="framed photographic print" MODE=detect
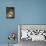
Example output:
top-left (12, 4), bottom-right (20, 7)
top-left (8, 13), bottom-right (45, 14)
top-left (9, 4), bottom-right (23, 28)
top-left (18, 24), bottom-right (46, 41)
top-left (6, 7), bottom-right (15, 19)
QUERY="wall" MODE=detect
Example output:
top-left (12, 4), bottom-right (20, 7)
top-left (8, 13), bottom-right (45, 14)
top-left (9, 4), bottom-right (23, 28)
top-left (0, 0), bottom-right (46, 44)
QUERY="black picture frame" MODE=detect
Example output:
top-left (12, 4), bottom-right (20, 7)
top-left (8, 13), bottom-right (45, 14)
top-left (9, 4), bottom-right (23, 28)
top-left (6, 7), bottom-right (15, 19)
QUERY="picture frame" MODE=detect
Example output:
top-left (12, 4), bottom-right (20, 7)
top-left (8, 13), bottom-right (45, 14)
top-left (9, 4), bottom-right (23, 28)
top-left (6, 7), bottom-right (15, 19)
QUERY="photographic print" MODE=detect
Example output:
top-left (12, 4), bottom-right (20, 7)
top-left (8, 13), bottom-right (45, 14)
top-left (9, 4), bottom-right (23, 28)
top-left (18, 24), bottom-right (46, 41)
top-left (18, 24), bottom-right (46, 46)
top-left (6, 7), bottom-right (15, 19)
